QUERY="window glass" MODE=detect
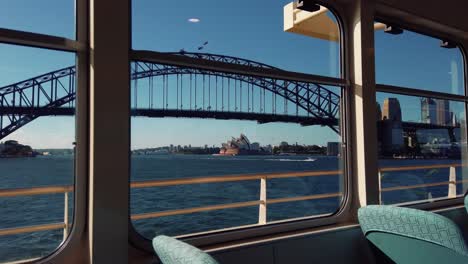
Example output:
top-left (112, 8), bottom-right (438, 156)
top-left (131, 1), bottom-right (345, 239)
top-left (0, 44), bottom-right (75, 262)
top-left (375, 26), bottom-right (465, 95)
top-left (0, 0), bottom-right (76, 39)
top-left (132, 0), bottom-right (341, 77)
top-left (376, 92), bottom-right (468, 205)
top-left (129, 60), bottom-right (344, 237)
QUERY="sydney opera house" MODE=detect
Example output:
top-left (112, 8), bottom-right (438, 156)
top-left (219, 134), bottom-right (270, 156)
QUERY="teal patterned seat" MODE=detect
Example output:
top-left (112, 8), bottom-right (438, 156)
top-left (465, 195), bottom-right (468, 213)
top-left (152, 235), bottom-right (219, 264)
top-left (358, 205), bottom-right (468, 264)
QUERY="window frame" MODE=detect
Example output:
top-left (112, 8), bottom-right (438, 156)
top-left (0, 0), bottom-right (89, 263)
top-left (128, 2), bottom-right (353, 252)
top-left (373, 17), bottom-right (468, 209)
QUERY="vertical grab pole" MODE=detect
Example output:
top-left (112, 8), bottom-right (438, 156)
top-left (378, 171), bottom-right (382, 205)
top-left (258, 176), bottom-right (267, 225)
top-left (448, 166), bottom-right (457, 198)
top-left (63, 191), bottom-right (69, 241)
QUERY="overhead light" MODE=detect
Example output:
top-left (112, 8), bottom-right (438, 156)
top-left (296, 1), bottom-right (321, 12)
top-left (440, 40), bottom-right (456, 49)
top-left (384, 25), bottom-right (403, 35)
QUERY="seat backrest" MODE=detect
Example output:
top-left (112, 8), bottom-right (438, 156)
top-left (465, 195), bottom-right (468, 213)
top-left (358, 205), bottom-right (468, 264)
top-left (153, 235), bottom-right (219, 264)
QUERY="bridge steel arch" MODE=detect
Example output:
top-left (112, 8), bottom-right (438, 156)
top-left (131, 62), bottom-right (341, 131)
top-left (0, 52), bottom-right (341, 140)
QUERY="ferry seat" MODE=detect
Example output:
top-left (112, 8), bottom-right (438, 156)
top-left (465, 195), bottom-right (468, 213)
top-left (152, 235), bottom-right (219, 264)
top-left (358, 205), bottom-right (468, 264)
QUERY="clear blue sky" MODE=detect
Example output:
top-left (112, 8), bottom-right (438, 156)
top-left (0, 0), bottom-right (464, 149)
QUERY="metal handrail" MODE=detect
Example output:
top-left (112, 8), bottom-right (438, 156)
top-left (379, 163), bottom-right (461, 172)
top-left (378, 163), bottom-right (465, 201)
top-left (130, 170), bottom-right (342, 188)
top-left (0, 163), bottom-right (465, 239)
top-left (0, 185), bottom-right (72, 197)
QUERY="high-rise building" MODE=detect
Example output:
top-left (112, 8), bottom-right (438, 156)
top-left (421, 98), bottom-right (437, 124)
top-left (421, 99), bottom-right (451, 125)
top-left (376, 102), bottom-right (382, 120)
top-left (435, 100), bottom-right (451, 126)
top-left (382, 98), bottom-right (402, 122)
top-left (380, 98), bottom-right (403, 155)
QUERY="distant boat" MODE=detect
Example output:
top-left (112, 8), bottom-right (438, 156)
top-left (148, 149), bottom-right (169, 155)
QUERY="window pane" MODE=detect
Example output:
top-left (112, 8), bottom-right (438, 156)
top-left (0, 44), bottom-right (76, 262)
top-left (375, 25), bottom-right (465, 95)
top-left (377, 92), bottom-right (468, 205)
top-left (130, 60), bottom-right (344, 237)
top-left (0, 0), bottom-right (76, 39)
top-left (132, 1), bottom-right (341, 77)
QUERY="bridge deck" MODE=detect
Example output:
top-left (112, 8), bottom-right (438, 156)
top-left (0, 107), bottom-right (338, 127)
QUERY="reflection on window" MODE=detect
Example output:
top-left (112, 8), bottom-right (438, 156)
top-left (376, 92), bottom-right (468, 205)
top-left (132, 0), bottom-right (341, 77)
top-left (375, 24), bottom-right (465, 95)
top-left (0, 0), bottom-right (76, 39)
top-left (0, 45), bottom-right (76, 262)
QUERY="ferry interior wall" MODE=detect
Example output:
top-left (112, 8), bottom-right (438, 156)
top-left (1, 0), bottom-right (468, 263)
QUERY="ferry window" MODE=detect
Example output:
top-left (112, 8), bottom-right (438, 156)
top-left (376, 92), bottom-right (468, 205)
top-left (375, 24), bottom-right (465, 95)
top-left (375, 24), bottom-right (468, 205)
top-left (130, 2), bottom-right (345, 239)
top-left (0, 44), bottom-right (76, 262)
top-left (132, 0), bottom-right (341, 78)
top-left (0, 0), bottom-right (76, 39)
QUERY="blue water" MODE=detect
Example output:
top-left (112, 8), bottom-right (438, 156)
top-left (130, 155), bottom-right (342, 239)
top-left (0, 155), bottom-right (466, 262)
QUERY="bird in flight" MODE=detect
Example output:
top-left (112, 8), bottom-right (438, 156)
top-left (198, 41), bottom-right (209, 51)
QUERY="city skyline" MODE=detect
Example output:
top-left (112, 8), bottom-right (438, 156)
top-left (377, 97), bottom-right (461, 126)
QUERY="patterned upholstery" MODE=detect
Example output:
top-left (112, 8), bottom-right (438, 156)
top-left (152, 235), bottom-right (219, 264)
top-left (465, 195), bottom-right (468, 213)
top-left (358, 205), bottom-right (468, 257)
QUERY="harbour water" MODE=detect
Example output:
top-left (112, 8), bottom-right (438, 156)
top-left (0, 155), bottom-right (465, 262)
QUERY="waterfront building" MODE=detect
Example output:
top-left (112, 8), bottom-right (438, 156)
top-left (380, 98), bottom-right (404, 155)
top-left (382, 98), bottom-right (402, 122)
top-left (421, 99), bottom-right (452, 125)
top-left (452, 113), bottom-right (458, 126)
top-left (380, 121), bottom-right (404, 155)
top-left (376, 102), bottom-right (382, 120)
top-left (421, 98), bottom-right (437, 124)
top-left (435, 99), bottom-right (451, 126)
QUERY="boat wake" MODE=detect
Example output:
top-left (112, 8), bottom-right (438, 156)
top-left (201, 157), bottom-right (318, 162)
top-left (266, 158), bottom-right (317, 162)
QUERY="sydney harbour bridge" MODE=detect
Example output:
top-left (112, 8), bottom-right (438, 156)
top-left (0, 52), bottom-right (342, 140)
top-left (0, 51), bottom-right (459, 146)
